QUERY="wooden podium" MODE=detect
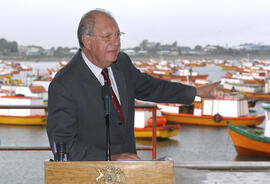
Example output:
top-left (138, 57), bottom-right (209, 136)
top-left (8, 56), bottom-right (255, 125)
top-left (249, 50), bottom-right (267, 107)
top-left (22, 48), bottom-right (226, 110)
top-left (45, 160), bottom-right (174, 184)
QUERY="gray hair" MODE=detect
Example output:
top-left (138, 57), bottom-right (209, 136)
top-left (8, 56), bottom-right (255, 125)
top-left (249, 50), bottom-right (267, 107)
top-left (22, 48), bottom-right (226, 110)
top-left (77, 9), bottom-right (115, 48)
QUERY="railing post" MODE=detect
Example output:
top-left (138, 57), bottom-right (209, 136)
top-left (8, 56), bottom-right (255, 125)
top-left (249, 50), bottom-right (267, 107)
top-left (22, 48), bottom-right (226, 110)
top-left (152, 105), bottom-right (157, 159)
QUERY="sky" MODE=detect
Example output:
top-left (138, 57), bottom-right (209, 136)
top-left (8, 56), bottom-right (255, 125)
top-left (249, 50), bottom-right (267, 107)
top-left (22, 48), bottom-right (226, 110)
top-left (0, 0), bottom-right (269, 49)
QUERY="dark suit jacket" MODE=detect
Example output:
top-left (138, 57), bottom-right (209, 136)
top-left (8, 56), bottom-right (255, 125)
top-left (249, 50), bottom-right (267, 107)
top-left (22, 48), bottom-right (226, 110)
top-left (47, 50), bottom-right (196, 161)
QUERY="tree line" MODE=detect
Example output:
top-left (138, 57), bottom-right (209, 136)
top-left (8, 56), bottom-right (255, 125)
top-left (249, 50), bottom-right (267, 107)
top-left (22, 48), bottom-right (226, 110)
top-left (0, 38), bottom-right (18, 53)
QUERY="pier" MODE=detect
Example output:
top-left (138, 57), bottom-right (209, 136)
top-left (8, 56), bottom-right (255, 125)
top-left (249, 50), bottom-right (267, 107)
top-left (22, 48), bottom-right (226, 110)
top-left (174, 161), bottom-right (270, 183)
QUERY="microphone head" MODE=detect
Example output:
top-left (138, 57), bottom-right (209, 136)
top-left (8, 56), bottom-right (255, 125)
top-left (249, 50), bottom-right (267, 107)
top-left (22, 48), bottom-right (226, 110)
top-left (56, 142), bottom-right (66, 153)
top-left (102, 85), bottom-right (111, 98)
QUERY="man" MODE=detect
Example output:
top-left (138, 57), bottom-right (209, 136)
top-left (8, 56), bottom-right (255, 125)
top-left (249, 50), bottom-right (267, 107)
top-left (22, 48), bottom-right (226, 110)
top-left (47, 9), bottom-right (219, 161)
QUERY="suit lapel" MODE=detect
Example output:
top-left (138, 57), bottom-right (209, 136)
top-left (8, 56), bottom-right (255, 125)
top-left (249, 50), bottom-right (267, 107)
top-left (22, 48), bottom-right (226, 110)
top-left (111, 64), bottom-right (129, 124)
top-left (76, 54), bottom-right (101, 86)
top-left (74, 51), bottom-right (103, 105)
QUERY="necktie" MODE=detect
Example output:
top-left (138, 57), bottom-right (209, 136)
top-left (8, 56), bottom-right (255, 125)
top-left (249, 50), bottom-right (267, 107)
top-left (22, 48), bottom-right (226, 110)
top-left (101, 68), bottom-right (125, 126)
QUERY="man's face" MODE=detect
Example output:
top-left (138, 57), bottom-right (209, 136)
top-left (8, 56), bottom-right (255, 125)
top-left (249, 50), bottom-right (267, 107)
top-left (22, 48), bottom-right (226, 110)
top-left (84, 14), bottom-right (121, 68)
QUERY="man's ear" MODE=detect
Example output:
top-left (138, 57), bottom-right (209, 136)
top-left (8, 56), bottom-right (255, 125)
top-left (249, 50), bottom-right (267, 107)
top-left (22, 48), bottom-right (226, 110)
top-left (81, 35), bottom-right (91, 49)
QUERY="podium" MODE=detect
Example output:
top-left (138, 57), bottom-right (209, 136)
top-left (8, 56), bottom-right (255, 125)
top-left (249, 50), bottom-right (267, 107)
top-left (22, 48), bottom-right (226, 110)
top-left (45, 160), bottom-right (174, 184)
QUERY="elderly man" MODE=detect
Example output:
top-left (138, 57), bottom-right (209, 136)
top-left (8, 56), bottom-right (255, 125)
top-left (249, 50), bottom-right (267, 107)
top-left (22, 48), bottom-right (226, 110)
top-left (47, 9), bottom-right (218, 161)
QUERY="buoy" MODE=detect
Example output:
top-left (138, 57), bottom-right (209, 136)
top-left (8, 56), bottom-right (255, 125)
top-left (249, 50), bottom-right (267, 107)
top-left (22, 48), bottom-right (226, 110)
top-left (213, 113), bottom-right (223, 123)
top-left (148, 116), bottom-right (167, 126)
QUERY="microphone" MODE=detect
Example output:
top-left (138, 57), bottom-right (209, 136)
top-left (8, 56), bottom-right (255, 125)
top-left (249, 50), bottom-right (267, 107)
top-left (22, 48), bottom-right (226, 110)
top-left (55, 142), bottom-right (68, 161)
top-left (102, 85), bottom-right (111, 161)
top-left (102, 85), bottom-right (111, 116)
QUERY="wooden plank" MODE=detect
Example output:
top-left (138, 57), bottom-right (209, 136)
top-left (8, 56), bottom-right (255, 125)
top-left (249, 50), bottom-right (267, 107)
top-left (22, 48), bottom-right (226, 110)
top-left (45, 160), bottom-right (174, 184)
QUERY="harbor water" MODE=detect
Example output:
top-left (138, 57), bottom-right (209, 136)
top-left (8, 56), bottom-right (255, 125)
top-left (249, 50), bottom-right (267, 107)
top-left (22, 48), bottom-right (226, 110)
top-left (0, 61), bottom-right (270, 183)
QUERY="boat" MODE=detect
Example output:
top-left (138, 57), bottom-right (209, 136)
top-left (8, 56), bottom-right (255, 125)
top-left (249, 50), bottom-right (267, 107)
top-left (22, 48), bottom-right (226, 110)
top-left (193, 79), bottom-right (210, 87)
top-left (227, 101), bottom-right (270, 157)
top-left (0, 72), bottom-right (12, 78)
top-left (19, 64), bottom-right (32, 71)
top-left (243, 93), bottom-right (270, 101)
top-left (0, 96), bottom-right (47, 125)
top-left (134, 107), bottom-right (180, 138)
top-left (1, 85), bottom-right (48, 103)
top-left (59, 60), bottom-right (68, 67)
top-left (218, 85), bottom-right (270, 101)
top-left (158, 96), bottom-right (265, 126)
top-left (219, 75), bottom-right (270, 101)
top-left (134, 124), bottom-right (180, 138)
top-left (149, 70), bottom-right (208, 81)
top-left (220, 64), bottom-right (238, 70)
top-left (227, 123), bottom-right (270, 157)
top-left (0, 115), bottom-right (47, 125)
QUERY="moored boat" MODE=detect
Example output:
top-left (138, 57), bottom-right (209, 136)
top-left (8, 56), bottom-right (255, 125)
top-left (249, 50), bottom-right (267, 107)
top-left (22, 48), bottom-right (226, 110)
top-left (227, 124), bottom-right (270, 157)
top-left (134, 107), bottom-right (180, 138)
top-left (149, 71), bottom-right (208, 81)
top-left (220, 64), bottom-right (238, 70)
top-left (158, 97), bottom-right (264, 126)
top-left (134, 124), bottom-right (180, 138)
top-left (0, 72), bottom-right (12, 78)
top-left (227, 101), bottom-right (270, 157)
top-left (0, 96), bottom-right (47, 125)
top-left (162, 112), bottom-right (264, 126)
top-left (219, 77), bottom-right (270, 101)
top-left (244, 93), bottom-right (270, 101)
top-left (0, 115), bottom-right (47, 125)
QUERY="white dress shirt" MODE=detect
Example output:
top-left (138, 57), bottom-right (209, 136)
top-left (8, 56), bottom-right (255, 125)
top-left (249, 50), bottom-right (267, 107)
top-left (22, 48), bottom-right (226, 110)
top-left (81, 51), bottom-right (121, 104)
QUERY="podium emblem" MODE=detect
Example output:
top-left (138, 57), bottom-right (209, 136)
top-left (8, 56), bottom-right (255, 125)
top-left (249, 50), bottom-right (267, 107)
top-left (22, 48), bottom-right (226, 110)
top-left (96, 166), bottom-right (125, 184)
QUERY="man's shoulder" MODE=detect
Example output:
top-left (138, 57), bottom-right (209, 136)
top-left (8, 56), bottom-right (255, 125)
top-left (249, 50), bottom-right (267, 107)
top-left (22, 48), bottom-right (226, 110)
top-left (52, 50), bottom-right (82, 83)
top-left (53, 61), bottom-right (75, 80)
top-left (114, 51), bottom-right (132, 68)
top-left (117, 51), bottom-right (131, 61)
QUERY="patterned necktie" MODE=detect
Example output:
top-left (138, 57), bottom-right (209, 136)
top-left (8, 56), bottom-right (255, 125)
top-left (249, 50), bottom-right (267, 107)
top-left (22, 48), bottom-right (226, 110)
top-left (101, 68), bottom-right (125, 126)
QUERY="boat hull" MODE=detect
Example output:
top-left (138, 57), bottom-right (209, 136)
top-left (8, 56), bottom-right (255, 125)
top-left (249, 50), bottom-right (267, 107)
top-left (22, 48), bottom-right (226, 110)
top-left (149, 73), bottom-right (208, 81)
top-left (163, 112), bottom-right (264, 126)
top-left (220, 66), bottom-right (238, 70)
top-left (227, 124), bottom-right (270, 157)
top-left (244, 92), bottom-right (270, 101)
top-left (0, 74), bottom-right (12, 78)
top-left (134, 125), bottom-right (180, 138)
top-left (0, 115), bottom-right (47, 125)
top-left (218, 87), bottom-right (270, 101)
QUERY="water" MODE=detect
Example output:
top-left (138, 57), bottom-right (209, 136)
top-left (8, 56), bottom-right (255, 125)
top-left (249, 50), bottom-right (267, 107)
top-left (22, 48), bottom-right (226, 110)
top-left (0, 125), bottom-right (51, 184)
top-left (192, 64), bottom-right (228, 81)
top-left (11, 61), bottom-right (60, 84)
top-left (0, 61), bottom-right (270, 183)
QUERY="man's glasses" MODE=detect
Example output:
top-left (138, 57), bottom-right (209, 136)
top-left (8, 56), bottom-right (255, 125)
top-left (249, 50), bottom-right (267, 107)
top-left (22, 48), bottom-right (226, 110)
top-left (93, 32), bottom-right (125, 42)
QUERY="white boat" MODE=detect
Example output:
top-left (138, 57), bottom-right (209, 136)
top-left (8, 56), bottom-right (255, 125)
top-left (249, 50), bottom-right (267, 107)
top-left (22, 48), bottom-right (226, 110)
top-left (0, 96), bottom-right (47, 125)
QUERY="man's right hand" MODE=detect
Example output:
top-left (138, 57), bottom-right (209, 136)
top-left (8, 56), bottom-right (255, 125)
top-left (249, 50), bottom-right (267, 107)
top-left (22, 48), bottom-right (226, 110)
top-left (196, 81), bottom-right (220, 98)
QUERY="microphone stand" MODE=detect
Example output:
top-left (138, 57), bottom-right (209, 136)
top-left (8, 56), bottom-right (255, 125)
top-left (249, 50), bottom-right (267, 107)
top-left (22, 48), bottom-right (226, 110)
top-left (102, 85), bottom-right (111, 161)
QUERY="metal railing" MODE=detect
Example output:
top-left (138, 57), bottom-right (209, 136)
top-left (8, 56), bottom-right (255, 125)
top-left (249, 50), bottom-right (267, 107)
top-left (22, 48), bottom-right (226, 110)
top-left (133, 104), bottom-right (157, 159)
top-left (0, 105), bottom-right (48, 109)
top-left (0, 104), bottom-right (158, 159)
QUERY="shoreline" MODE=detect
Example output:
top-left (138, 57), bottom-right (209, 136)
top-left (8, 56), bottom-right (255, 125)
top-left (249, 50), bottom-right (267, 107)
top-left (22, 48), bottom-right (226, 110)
top-left (1, 53), bottom-right (270, 62)
top-left (0, 56), bottom-right (71, 62)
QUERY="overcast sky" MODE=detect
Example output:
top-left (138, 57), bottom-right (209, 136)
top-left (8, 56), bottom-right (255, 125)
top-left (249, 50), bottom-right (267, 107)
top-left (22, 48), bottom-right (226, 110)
top-left (0, 0), bottom-right (269, 49)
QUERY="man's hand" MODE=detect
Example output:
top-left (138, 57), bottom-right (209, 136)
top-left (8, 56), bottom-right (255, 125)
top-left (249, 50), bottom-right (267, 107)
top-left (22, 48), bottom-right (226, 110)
top-left (111, 153), bottom-right (141, 161)
top-left (196, 81), bottom-right (220, 98)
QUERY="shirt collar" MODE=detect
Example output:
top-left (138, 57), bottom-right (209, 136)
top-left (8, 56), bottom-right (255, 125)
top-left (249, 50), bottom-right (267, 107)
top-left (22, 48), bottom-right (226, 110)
top-left (81, 50), bottom-right (104, 79)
